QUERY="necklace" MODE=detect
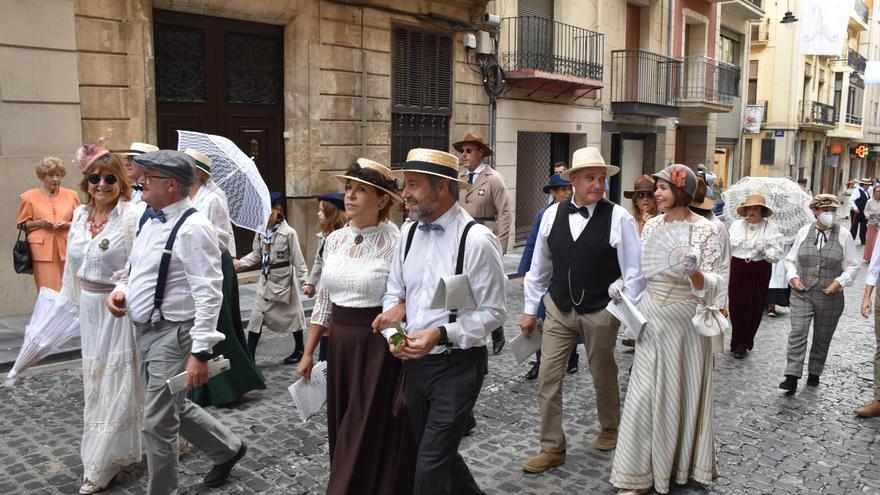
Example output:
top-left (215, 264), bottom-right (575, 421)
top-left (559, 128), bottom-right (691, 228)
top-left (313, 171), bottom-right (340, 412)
top-left (88, 214), bottom-right (108, 237)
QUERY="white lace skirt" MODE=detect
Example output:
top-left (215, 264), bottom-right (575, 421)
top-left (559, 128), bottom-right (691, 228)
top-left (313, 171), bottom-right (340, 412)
top-left (79, 289), bottom-right (144, 485)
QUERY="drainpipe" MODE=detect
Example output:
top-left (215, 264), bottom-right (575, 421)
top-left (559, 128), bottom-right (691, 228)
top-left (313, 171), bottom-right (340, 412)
top-left (667, 0), bottom-right (673, 58)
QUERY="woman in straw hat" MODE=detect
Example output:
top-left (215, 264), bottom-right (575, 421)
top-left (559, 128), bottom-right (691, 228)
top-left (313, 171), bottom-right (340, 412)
top-left (727, 195), bottom-right (784, 359)
top-left (779, 194), bottom-right (859, 394)
top-left (297, 159), bottom-right (415, 495)
top-left (624, 174), bottom-right (657, 234)
top-left (611, 164), bottom-right (726, 495)
top-left (186, 148), bottom-right (266, 406)
top-left (863, 187), bottom-right (880, 262)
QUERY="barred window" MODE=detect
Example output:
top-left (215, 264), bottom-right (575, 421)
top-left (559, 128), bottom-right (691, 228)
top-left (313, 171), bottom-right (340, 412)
top-left (391, 26), bottom-right (453, 168)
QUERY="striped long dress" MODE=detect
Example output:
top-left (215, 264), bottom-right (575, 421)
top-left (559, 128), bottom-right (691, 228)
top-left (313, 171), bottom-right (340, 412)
top-left (611, 216), bottom-right (726, 494)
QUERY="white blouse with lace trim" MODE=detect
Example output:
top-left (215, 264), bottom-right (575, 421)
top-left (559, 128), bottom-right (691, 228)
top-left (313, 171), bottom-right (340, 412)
top-left (310, 221), bottom-right (400, 327)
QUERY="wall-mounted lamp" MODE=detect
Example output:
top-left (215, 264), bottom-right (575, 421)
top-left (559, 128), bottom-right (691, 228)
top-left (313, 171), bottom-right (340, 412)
top-left (781, 0), bottom-right (798, 23)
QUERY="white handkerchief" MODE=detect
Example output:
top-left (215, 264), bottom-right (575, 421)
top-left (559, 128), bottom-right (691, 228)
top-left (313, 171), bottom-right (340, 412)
top-left (429, 274), bottom-right (476, 311)
top-left (166, 356), bottom-right (230, 394)
top-left (606, 295), bottom-right (648, 340)
top-left (510, 331), bottom-right (542, 364)
top-left (289, 360), bottom-right (328, 423)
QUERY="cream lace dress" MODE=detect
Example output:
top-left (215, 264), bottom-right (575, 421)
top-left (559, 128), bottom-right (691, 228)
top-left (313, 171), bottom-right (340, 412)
top-left (611, 215), bottom-right (725, 493)
top-left (61, 201), bottom-right (144, 487)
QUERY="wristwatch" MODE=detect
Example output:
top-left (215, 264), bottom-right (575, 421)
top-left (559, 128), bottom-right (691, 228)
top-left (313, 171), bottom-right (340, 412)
top-left (437, 325), bottom-right (450, 347)
top-left (191, 351), bottom-right (212, 362)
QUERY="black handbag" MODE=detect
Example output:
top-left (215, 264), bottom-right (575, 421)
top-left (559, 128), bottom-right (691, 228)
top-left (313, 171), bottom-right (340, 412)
top-left (13, 225), bottom-right (32, 274)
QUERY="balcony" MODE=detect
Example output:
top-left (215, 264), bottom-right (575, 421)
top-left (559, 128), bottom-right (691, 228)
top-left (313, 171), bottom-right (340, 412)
top-left (679, 56), bottom-right (740, 112)
top-left (708, 0), bottom-right (764, 20)
top-left (799, 100), bottom-right (835, 129)
top-left (500, 16), bottom-right (603, 98)
top-left (750, 20), bottom-right (769, 45)
top-left (610, 49), bottom-right (681, 117)
top-left (847, 113), bottom-right (864, 125)
top-left (851, 0), bottom-right (870, 30)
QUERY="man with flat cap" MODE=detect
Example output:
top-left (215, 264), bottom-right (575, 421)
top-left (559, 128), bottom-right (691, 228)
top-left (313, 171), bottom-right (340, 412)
top-left (107, 150), bottom-right (246, 494)
top-left (455, 131), bottom-right (511, 354)
top-left (121, 142), bottom-right (159, 205)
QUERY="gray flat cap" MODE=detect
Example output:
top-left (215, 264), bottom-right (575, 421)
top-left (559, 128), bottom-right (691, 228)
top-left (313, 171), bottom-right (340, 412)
top-left (133, 150), bottom-right (196, 187)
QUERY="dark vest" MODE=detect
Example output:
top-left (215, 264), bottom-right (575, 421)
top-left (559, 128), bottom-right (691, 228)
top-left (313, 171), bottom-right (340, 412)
top-left (547, 199), bottom-right (621, 314)
top-left (856, 188), bottom-right (869, 217)
top-left (797, 223), bottom-right (845, 290)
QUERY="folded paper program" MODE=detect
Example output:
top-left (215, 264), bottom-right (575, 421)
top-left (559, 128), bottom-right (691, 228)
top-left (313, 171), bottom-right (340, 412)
top-left (429, 274), bottom-right (476, 311)
top-left (606, 294), bottom-right (648, 340)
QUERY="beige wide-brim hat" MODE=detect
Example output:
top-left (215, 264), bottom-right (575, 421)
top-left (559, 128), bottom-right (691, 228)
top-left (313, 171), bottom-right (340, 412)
top-left (123, 142), bottom-right (159, 156)
top-left (452, 131), bottom-right (493, 157)
top-left (335, 157), bottom-right (403, 203)
top-left (399, 148), bottom-right (471, 189)
top-left (623, 175), bottom-right (655, 199)
top-left (559, 147), bottom-right (620, 180)
top-left (184, 148), bottom-right (212, 176)
top-left (736, 194), bottom-right (773, 217)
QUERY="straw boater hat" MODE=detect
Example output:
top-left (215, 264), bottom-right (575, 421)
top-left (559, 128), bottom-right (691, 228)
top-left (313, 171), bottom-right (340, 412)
top-left (860, 178), bottom-right (873, 185)
top-left (809, 193), bottom-right (841, 210)
top-left (736, 194), bottom-right (773, 217)
top-left (401, 148), bottom-right (471, 188)
top-left (559, 147), bottom-right (620, 180)
top-left (184, 148), bottom-right (212, 176)
top-left (335, 157), bottom-right (403, 203)
top-left (690, 178), bottom-right (714, 211)
top-left (652, 164), bottom-right (697, 198)
top-left (624, 175), bottom-right (655, 199)
top-left (123, 142), bottom-right (159, 156)
top-left (452, 131), bottom-right (493, 157)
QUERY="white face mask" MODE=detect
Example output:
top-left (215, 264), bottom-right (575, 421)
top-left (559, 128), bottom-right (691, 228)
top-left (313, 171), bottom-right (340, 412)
top-left (818, 211), bottom-right (835, 227)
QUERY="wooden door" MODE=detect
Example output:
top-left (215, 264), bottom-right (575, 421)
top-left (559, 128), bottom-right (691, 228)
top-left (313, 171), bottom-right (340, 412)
top-left (625, 4), bottom-right (641, 100)
top-left (154, 10), bottom-right (284, 254)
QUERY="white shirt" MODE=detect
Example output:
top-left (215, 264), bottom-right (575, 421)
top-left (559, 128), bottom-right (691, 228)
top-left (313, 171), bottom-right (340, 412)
top-left (131, 187), bottom-right (144, 205)
top-left (523, 198), bottom-right (646, 315)
top-left (116, 198), bottom-right (225, 353)
top-left (728, 218), bottom-right (784, 263)
top-left (866, 229), bottom-right (880, 286)
top-left (465, 163), bottom-right (486, 184)
top-left (193, 183), bottom-right (236, 257)
top-left (383, 203), bottom-right (507, 353)
top-left (850, 186), bottom-right (869, 211)
top-left (784, 222), bottom-right (860, 288)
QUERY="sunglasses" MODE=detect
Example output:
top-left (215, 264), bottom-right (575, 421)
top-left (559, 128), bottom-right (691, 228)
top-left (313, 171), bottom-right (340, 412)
top-left (635, 192), bottom-right (653, 199)
top-left (462, 147), bottom-right (475, 154)
top-left (87, 173), bottom-right (118, 185)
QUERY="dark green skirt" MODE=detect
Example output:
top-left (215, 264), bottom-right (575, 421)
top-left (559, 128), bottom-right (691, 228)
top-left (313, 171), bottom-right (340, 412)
top-left (189, 250), bottom-right (266, 406)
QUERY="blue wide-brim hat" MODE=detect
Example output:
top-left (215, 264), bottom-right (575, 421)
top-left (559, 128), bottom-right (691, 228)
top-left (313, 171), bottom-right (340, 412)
top-left (270, 192), bottom-right (283, 206)
top-left (318, 193), bottom-right (345, 211)
top-left (542, 173), bottom-right (572, 194)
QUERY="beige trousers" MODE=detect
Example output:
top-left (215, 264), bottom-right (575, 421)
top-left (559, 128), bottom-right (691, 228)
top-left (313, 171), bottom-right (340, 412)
top-left (538, 295), bottom-right (621, 453)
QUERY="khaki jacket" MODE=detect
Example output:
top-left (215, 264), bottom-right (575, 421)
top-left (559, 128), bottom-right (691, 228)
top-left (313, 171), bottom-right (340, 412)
top-left (238, 221), bottom-right (309, 333)
top-left (459, 166), bottom-right (511, 252)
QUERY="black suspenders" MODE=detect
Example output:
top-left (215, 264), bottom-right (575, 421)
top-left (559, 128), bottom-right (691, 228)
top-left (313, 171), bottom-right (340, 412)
top-left (137, 207), bottom-right (198, 320)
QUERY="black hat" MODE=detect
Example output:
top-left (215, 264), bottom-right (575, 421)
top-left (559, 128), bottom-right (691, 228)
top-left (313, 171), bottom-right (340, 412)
top-left (132, 150), bottom-right (196, 187)
top-left (318, 193), bottom-right (345, 211)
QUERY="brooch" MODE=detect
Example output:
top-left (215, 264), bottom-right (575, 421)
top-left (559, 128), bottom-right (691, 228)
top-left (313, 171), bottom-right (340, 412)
top-left (478, 188), bottom-right (486, 196)
top-left (98, 239), bottom-right (110, 251)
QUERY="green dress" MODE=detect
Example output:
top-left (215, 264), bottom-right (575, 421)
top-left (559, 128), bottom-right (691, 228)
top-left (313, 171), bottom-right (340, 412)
top-left (189, 250), bottom-right (266, 406)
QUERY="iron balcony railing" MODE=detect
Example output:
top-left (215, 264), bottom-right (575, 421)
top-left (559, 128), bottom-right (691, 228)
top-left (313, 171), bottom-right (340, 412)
top-left (799, 100), bottom-right (835, 126)
top-left (855, 0), bottom-right (869, 24)
top-left (847, 113), bottom-right (864, 125)
top-left (610, 49), bottom-right (681, 108)
top-left (680, 56), bottom-right (741, 106)
top-left (501, 16), bottom-right (603, 80)
top-left (746, 0), bottom-right (762, 8)
top-left (838, 48), bottom-right (867, 73)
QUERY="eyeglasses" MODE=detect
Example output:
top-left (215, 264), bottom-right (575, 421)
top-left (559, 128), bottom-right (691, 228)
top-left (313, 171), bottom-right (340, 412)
top-left (462, 147), bottom-right (474, 154)
top-left (636, 192), bottom-right (653, 199)
top-left (87, 173), bottom-right (118, 185)
top-left (142, 174), bottom-right (173, 183)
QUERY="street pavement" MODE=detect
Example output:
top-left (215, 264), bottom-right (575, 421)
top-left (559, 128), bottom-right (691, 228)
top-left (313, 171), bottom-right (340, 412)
top-left (2, 249), bottom-right (880, 494)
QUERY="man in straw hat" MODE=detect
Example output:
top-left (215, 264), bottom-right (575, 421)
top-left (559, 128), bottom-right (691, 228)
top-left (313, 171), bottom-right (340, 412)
top-left (520, 147), bottom-right (645, 473)
top-left (374, 148), bottom-right (507, 494)
top-left (850, 178), bottom-right (873, 244)
top-left (779, 193), bottom-right (859, 394)
top-left (455, 131), bottom-right (511, 354)
top-left (107, 150), bottom-right (246, 493)
top-left (121, 142), bottom-right (159, 204)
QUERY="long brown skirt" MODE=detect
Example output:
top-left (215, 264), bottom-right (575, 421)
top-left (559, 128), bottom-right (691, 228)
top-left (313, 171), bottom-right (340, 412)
top-left (729, 257), bottom-right (772, 352)
top-left (326, 305), bottom-right (416, 495)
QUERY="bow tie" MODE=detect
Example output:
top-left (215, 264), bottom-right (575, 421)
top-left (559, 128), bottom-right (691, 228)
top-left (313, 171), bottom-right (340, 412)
top-left (567, 202), bottom-right (590, 219)
top-left (418, 223), bottom-right (444, 232)
top-left (132, 184), bottom-right (143, 192)
top-left (815, 229), bottom-right (827, 247)
top-left (145, 208), bottom-right (166, 223)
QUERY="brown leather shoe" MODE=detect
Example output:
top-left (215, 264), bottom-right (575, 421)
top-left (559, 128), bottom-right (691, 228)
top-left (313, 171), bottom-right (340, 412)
top-left (854, 400), bottom-right (880, 417)
top-left (522, 451), bottom-right (566, 473)
top-left (593, 430), bottom-right (618, 451)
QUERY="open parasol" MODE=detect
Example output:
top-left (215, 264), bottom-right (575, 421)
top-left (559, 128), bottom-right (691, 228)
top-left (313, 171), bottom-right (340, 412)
top-left (5, 287), bottom-right (80, 386)
top-left (721, 177), bottom-right (813, 243)
top-left (177, 130), bottom-right (271, 233)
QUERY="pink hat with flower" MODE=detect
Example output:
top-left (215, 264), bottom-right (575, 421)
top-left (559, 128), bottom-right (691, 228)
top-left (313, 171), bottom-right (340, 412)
top-left (653, 164), bottom-right (697, 198)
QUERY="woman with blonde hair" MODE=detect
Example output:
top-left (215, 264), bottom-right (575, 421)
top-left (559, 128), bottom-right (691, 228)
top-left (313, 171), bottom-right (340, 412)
top-left (623, 174), bottom-right (657, 234)
top-left (17, 157), bottom-right (81, 290)
top-left (60, 147), bottom-right (143, 494)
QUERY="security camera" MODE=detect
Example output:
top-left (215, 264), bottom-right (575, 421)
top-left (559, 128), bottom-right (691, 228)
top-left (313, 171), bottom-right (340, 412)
top-left (483, 13), bottom-right (501, 27)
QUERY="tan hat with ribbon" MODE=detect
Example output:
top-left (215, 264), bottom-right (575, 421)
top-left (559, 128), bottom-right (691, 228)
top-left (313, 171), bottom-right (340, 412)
top-left (335, 158), bottom-right (403, 203)
top-left (560, 147), bottom-right (620, 180)
top-left (452, 131), bottom-right (492, 157)
top-left (400, 148), bottom-right (471, 188)
top-left (736, 194), bottom-right (773, 217)
top-left (184, 148), bottom-right (212, 176)
top-left (123, 142), bottom-right (159, 156)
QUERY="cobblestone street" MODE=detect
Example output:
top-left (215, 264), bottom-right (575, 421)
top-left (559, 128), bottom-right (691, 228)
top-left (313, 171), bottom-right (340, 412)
top-left (3, 256), bottom-right (880, 494)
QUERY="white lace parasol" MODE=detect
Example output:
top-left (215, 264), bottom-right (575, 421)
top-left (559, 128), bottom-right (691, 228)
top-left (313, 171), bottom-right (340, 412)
top-left (177, 130), bottom-right (271, 233)
top-left (642, 221), bottom-right (694, 279)
top-left (721, 177), bottom-right (813, 243)
top-left (5, 287), bottom-right (80, 386)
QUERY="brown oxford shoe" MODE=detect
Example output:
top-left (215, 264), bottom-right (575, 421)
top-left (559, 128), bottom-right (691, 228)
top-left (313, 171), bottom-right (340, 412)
top-left (854, 400), bottom-right (880, 418)
top-left (522, 451), bottom-right (566, 473)
top-left (593, 429), bottom-right (618, 451)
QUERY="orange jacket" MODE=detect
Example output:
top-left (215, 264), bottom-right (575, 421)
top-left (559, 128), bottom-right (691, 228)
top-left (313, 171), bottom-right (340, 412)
top-left (16, 188), bottom-right (80, 262)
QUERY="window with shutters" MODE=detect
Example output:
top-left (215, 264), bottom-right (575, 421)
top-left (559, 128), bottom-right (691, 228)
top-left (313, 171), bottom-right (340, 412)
top-left (760, 138), bottom-right (775, 165)
top-left (391, 26), bottom-right (453, 168)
